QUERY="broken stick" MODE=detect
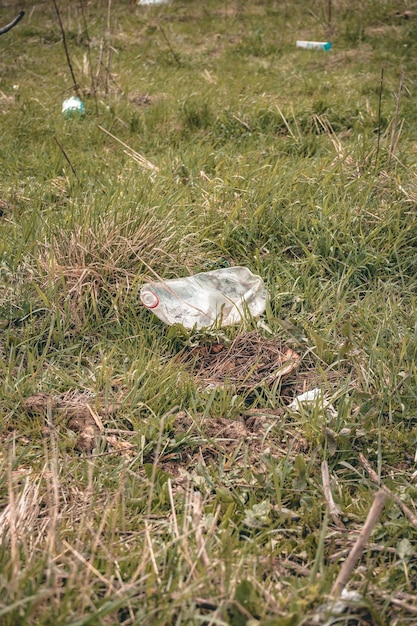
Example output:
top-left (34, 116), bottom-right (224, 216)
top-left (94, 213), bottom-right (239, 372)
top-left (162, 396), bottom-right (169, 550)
top-left (359, 453), bottom-right (417, 529)
top-left (331, 489), bottom-right (387, 599)
top-left (321, 460), bottom-right (345, 529)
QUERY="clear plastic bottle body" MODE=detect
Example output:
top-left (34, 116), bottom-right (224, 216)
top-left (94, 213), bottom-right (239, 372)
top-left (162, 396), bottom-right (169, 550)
top-left (62, 96), bottom-right (85, 119)
top-left (140, 267), bottom-right (267, 329)
top-left (296, 40), bottom-right (332, 50)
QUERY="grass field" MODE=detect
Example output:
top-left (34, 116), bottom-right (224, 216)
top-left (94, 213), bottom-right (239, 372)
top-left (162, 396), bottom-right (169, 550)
top-left (1, 0), bottom-right (417, 624)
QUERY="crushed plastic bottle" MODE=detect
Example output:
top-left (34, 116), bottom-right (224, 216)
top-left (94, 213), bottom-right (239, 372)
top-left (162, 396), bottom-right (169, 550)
top-left (296, 40), bottom-right (332, 50)
top-left (140, 266), bottom-right (267, 329)
top-left (62, 96), bottom-right (85, 119)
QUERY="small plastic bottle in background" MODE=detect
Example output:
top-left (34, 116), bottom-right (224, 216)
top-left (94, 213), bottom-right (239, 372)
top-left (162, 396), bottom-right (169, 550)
top-left (62, 96), bottom-right (85, 119)
top-left (140, 266), bottom-right (267, 329)
top-left (296, 40), bottom-right (332, 50)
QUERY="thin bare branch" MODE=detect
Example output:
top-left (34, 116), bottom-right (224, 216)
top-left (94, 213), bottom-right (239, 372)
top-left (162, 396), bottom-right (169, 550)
top-left (375, 67), bottom-right (384, 169)
top-left (388, 68), bottom-right (405, 168)
top-left (51, 0), bottom-right (81, 97)
top-left (159, 24), bottom-right (181, 66)
top-left (98, 125), bottom-right (159, 171)
top-left (331, 490), bottom-right (387, 599)
top-left (359, 453), bottom-right (417, 529)
top-left (321, 460), bottom-right (345, 529)
top-left (53, 135), bottom-right (79, 181)
top-left (79, 0), bottom-right (98, 114)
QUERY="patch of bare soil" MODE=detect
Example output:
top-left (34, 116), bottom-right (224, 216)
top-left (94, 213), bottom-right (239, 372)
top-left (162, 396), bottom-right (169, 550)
top-left (23, 392), bottom-right (59, 414)
top-left (21, 388), bottom-right (309, 474)
top-left (21, 332), bottom-right (341, 471)
top-left (129, 93), bottom-right (153, 107)
top-left (177, 331), bottom-right (301, 392)
top-left (22, 391), bottom-right (121, 454)
top-left (156, 408), bottom-right (309, 477)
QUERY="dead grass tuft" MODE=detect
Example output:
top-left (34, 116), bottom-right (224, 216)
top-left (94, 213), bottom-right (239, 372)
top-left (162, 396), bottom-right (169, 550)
top-left (0, 474), bottom-right (42, 545)
top-left (0, 90), bottom-right (15, 114)
top-left (36, 211), bottom-right (188, 323)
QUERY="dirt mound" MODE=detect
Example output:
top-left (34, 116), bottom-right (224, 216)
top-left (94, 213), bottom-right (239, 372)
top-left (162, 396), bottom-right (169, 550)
top-left (22, 391), bottom-right (117, 454)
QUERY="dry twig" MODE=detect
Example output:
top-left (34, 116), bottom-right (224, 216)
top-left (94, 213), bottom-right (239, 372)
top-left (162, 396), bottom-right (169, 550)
top-left (51, 0), bottom-right (81, 97)
top-left (98, 125), bottom-right (159, 171)
top-left (321, 460), bottom-right (345, 529)
top-left (53, 135), bottom-right (79, 181)
top-left (79, 0), bottom-right (98, 113)
top-left (359, 453), bottom-right (417, 529)
top-left (331, 490), bottom-right (387, 599)
top-left (387, 68), bottom-right (405, 168)
top-left (390, 597), bottom-right (417, 615)
top-left (159, 24), bottom-right (181, 66)
top-left (375, 67), bottom-right (384, 168)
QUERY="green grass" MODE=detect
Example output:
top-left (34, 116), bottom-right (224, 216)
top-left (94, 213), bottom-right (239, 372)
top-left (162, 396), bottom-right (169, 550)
top-left (1, 0), bottom-right (417, 624)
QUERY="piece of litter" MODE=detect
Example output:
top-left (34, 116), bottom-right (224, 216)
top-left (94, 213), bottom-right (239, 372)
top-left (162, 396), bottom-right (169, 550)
top-left (140, 266), bottom-right (267, 329)
top-left (288, 388), bottom-right (326, 410)
top-left (296, 40), bottom-right (332, 50)
top-left (313, 589), bottom-right (364, 625)
top-left (62, 96), bottom-right (85, 118)
top-left (138, 0), bottom-right (170, 4)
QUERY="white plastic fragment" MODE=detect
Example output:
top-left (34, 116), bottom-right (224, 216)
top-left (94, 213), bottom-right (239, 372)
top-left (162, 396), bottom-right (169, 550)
top-left (138, 0), bottom-right (170, 4)
top-left (62, 96), bottom-right (85, 118)
top-left (313, 590), bottom-right (364, 626)
top-left (288, 388), bottom-right (326, 410)
top-left (296, 40), bottom-right (332, 50)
